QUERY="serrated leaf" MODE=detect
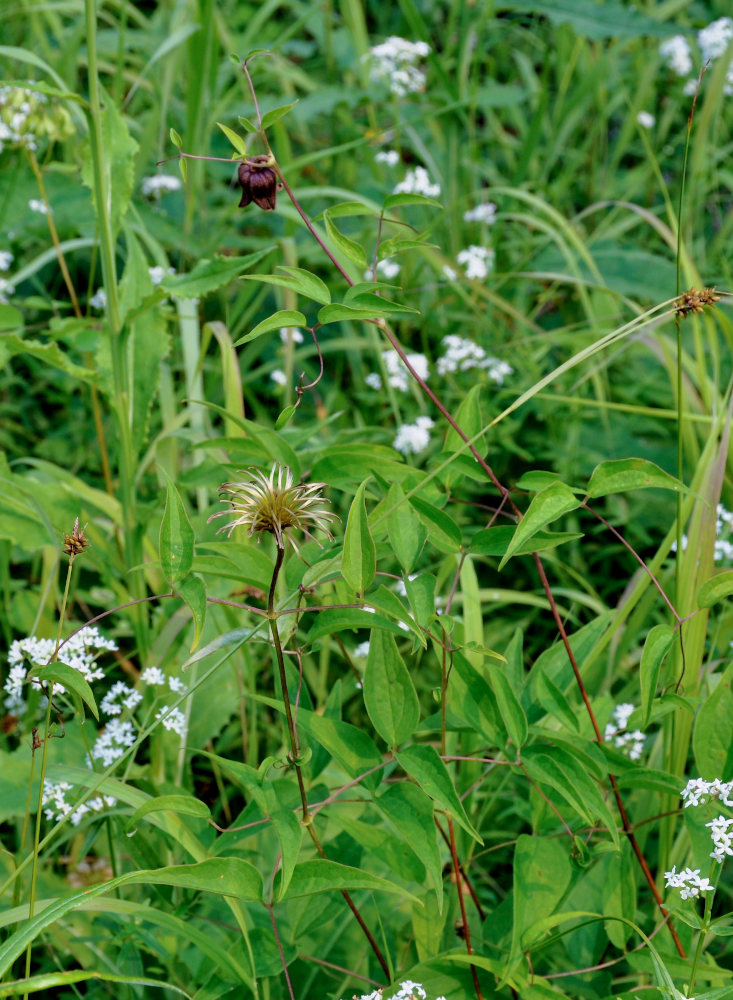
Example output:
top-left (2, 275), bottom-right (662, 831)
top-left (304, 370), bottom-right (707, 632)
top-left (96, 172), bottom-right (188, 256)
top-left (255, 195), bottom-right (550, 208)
top-left (161, 249), bottom-right (273, 299)
top-left (323, 212), bottom-right (368, 268)
top-left (234, 309), bottom-right (306, 346)
top-left (34, 664), bottom-right (98, 722)
top-left (159, 473), bottom-right (194, 585)
top-left (499, 482), bottom-right (581, 569)
top-left (261, 100), bottom-right (299, 130)
top-left (342, 479), bottom-right (375, 596)
top-left (216, 121), bottom-right (247, 156)
top-left (587, 458), bottom-right (689, 498)
top-left (698, 570), bottom-right (733, 608)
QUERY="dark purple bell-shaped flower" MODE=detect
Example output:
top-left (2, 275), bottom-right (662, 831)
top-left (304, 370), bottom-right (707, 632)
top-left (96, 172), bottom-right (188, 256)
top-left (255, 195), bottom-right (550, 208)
top-left (238, 155), bottom-right (278, 211)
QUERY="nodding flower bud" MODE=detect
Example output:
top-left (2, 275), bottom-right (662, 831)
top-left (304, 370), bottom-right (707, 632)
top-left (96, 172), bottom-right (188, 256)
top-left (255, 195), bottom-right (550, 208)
top-left (237, 155), bottom-right (278, 211)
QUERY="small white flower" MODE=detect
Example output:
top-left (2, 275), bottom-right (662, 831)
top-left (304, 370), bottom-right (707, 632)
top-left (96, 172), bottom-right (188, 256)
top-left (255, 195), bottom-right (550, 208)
top-left (156, 706), bottom-right (188, 737)
top-left (280, 327), bottom-right (304, 343)
top-left (28, 198), bottom-right (50, 214)
top-left (393, 416), bottom-right (434, 455)
top-left (148, 265), bottom-right (175, 285)
top-left (707, 815), bottom-right (733, 863)
top-left (271, 369), bottom-right (287, 386)
top-left (0, 278), bottom-right (15, 304)
top-left (442, 265), bottom-right (457, 281)
top-left (436, 334), bottom-right (512, 383)
top-left (91, 719), bottom-right (136, 767)
top-left (89, 288), bottom-right (107, 310)
top-left (366, 349), bottom-right (429, 392)
top-left (141, 174), bottom-right (182, 197)
top-left (698, 17), bottom-right (733, 63)
top-left (664, 865), bottom-right (714, 901)
top-left (168, 676), bottom-right (187, 694)
top-left (375, 149), bottom-right (399, 167)
top-left (376, 257), bottom-right (401, 279)
top-left (457, 244), bottom-right (494, 280)
top-left (100, 681), bottom-right (142, 717)
top-left (660, 35), bottom-right (693, 76)
top-left (393, 166), bottom-right (440, 198)
top-left (141, 665), bottom-right (167, 687)
top-left (365, 37), bottom-right (430, 97)
top-left (0, 250), bottom-right (13, 271)
top-left (353, 641), bottom-right (371, 659)
top-left (636, 111), bottom-right (655, 129)
top-left (463, 202), bottom-right (497, 224)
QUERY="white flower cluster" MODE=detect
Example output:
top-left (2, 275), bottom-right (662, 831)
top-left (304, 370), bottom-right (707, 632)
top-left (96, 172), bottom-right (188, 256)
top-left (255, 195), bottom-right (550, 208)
top-left (681, 777), bottom-right (733, 809)
top-left (4, 628), bottom-right (118, 715)
top-left (43, 779), bottom-right (117, 827)
top-left (0, 277), bottom-right (14, 304)
top-left (393, 167), bottom-right (440, 198)
top-left (28, 199), bottom-right (49, 214)
top-left (660, 18), bottom-right (733, 95)
top-left (0, 251), bottom-right (13, 271)
top-left (365, 350), bottom-right (429, 392)
top-left (463, 202), bottom-right (497, 224)
top-left (708, 815), bottom-right (733, 863)
top-left (91, 718), bottom-right (137, 767)
top-left (604, 702), bottom-right (645, 761)
top-left (365, 37), bottom-right (431, 97)
top-left (100, 681), bottom-right (143, 717)
top-left (393, 416), bottom-right (434, 455)
top-left (636, 110), bottom-right (655, 129)
top-left (664, 866), bottom-right (714, 900)
top-left (457, 245), bottom-right (494, 280)
top-left (141, 174), bottom-right (182, 198)
top-left (436, 335), bottom-right (513, 383)
top-left (343, 982), bottom-right (446, 1000)
top-left (670, 505), bottom-right (733, 563)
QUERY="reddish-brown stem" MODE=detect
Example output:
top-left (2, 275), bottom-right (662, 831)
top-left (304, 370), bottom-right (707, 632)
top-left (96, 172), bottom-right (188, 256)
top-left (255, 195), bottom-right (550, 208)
top-left (268, 904), bottom-right (295, 1000)
top-left (447, 816), bottom-right (484, 1000)
top-left (436, 818), bottom-right (485, 920)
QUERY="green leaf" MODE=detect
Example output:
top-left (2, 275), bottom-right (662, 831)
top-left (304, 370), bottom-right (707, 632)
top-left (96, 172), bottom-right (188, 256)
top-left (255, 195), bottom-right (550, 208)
top-left (272, 808), bottom-right (303, 900)
top-left (161, 249), bottom-right (273, 299)
top-left (383, 193), bottom-right (442, 211)
top-left (698, 570), bottom-right (733, 608)
top-left (366, 585), bottom-right (424, 646)
top-left (159, 473), bottom-right (194, 585)
top-left (234, 309), bottom-right (307, 347)
top-left (499, 482), bottom-right (581, 569)
top-left (296, 709), bottom-right (383, 792)
top-left (0, 306), bottom-right (23, 332)
top-left (125, 794), bottom-right (211, 835)
top-left (323, 211), bottom-right (368, 268)
top-left (81, 95), bottom-right (138, 238)
top-left (364, 629), bottom-right (420, 747)
top-left (275, 405), bottom-right (296, 430)
top-left (486, 663), bottom-right (528, 750)
top-left (176, 573), bottom-right (207, 651)
top-left (0, 334), bottom-right (95, 381)
top-left (470, 525), bottom-right (582, 557)
top-left (443, 385), bottom-right (485, 458)
top-left (237, 115), bottom-right (258, 132)
top-left (694, 661), bottom-right (733, 779)
top-left (34, 664), bottom-right (98, 722)
top-left (178, 157), bottom-right (187, 183)
top-left (587, 458), bottom-right (689, 498)
top-left (339, 291), bottom-right (419, 316)
top-left (169, 127), bottom-right (182, 149)
top-left (410, 495), bottom-right (462, 553)
top-left (509, 834), bottom-right (572, 973)
top-left (282, 859), bottom-right (419, 901)
top-left (396, 744), bottom-right (482, 842)
top-left (317, 303), bottom-right (386, 324)
top-left (459, 556), bottom-right (483, 667)
top-left (640, 624), bottom-right (676, 728)
top-left (377, 782), bottom-right (443, 911)
top-left (261, 100), bottom-right (299, 130)
top-left (305, 608), bottom-right (408, 643)
top-left (498, 0), bottom-right (672, 40)
top-left (342, 478), bottom-right (376, 596)
top-left (388, 482), bottom-right (426, 573)
top-left (216, 121), bottom-right (247, 156)
top-left (242, 266), bottom-right (331, 305)
top-left (534, 666), bottom-right (579, 732)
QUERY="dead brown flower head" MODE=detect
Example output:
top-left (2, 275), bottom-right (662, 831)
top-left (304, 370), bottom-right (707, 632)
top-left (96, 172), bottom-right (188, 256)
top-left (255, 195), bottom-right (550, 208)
top-left (237, 155), bottom-right (279, 211)
top-left (63, 517), bottom-right (89, 559)
top-left (675, 286), bottom-right (722, 318)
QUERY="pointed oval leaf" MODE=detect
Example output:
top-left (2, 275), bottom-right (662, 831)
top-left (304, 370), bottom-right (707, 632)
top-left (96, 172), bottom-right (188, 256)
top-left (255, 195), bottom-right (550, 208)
top-left (282, 858), bottom-right (419, 901)
top-left (396, 744), bottom-right (482, 842)
top-left (34, 664), bottom-right (98, 722)
top-left (499, 481), bottom-right (581, 569)
top-left (587, 458), bottom-right (689, 498)
top-left (125, 794), bottom-right (211, 835)
top-left (342, 479), bottom-right (375, 596)
top-left (378, 782), bottom-right (443, 911)
top-left (698, 570), bottom-right (733, 608)
top-left (364, 629), bottom-right (420, 747)
top-left (169, 127), bottom-right (182, 149)
top-left (272, 808), bottom-right (304, 900)
top-left (261, 100), bottom-right (298, 130)
top-left (410, 496), bottom-right (462, 553)
top-left (383, 193), bottom-right (442, 211)
top-left (216, 122), bottom-right (247, 157)
top-left (159, 473), bottom-right (194, 585)
top-left (176, 573), bottom-right (207, 651)
top-left (388, 482), bottom-right (426, 573)
top-left (640, 624), bottom-right (676, 728)
top-left (234, 309), bottom-right (306, 347)
top-left (323, 212), bottom-right (368, 268)
top-left (486, 663), bottom-right (528, 749)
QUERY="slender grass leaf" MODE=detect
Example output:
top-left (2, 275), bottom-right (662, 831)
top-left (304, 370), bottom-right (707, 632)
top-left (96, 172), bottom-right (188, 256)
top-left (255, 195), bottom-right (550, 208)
top-left (0, 972), bottom-right (192, 997)
top-left (640, 624), bottom-right (675, 728)
top-left (397, 744), bottom-right (482, 842)
top-left (342, 478), bottom-right (375, 596)
top-left (499, 482), bottom-right (581, 569)
top-left (364, 629), bottom-right (420, 747)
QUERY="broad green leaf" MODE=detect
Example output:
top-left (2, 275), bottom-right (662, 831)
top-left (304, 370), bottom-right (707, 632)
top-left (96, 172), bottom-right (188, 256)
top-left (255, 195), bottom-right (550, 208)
top-left (498, 0), bottom-right (672, 40)
top-left (0, 305), bottom-right (23, 331)
top-left (337, 291), bottom-right (419, 316)
top-left (405, 574), bottom-right (435, 628)
top-left (397, 744), bottom-right (482, 842)
top-left (499, 482), bottom-right (581, 569)
top-left (364, 629), bottom-right (420, 747)
top-left (0, 334), bottom-right (95, 381)
top-left (378, 782), bottom-right (443, 911)
top-left (450, 650), bottom-right (502, 745)
top-left (509, 835), bottom-right (572, 975)
top-left (388, 482), bottom-right (426, 573)
top-left (323, 211), bottom-right (368, 268)
top-left (587, 458), bottom-right (688, 498)
top-left (176, 573), bottom-right (207, 651)
top-left (33, 664), bottom-right (98, 722)
top-left (534, 666), bottom-right (579, 732)
top-left (317, 303), bottom-right (391, 324)
top-left (296, 709), bottom-right (383, 791)
top-left (486, 663), bottom-right (528, 750)
top-left (410, 496), bottom-right (462, 553)
top-left (514, 470), bottom-right (562, 491)
top-left (698, 570), bottom-right (733, 608)
top-left (272, 808), bottom-right (303, 900)
top-left (159, 473), bottom-right (194, 585)
top-left (282, 859), bottom-right (419, 901)
top-left (470, 526), bottom-right (582, 557)
top-left (365, 585), bottom-right (424, 646)
top-left (694, 661), bottom-right (733, 779)
top-left (275, 404), bottom-right (296, 429)
top-left (125, 794), bottom-right (211, 834)
top-left (443, 385), bottom-right (485, 458)
top-left (0, 971), bottom-right (191, 996)
top-left (261, 100), bottom-right (299, 130)
top-left (305, 608), bottom-right (408, 642)
top-left (342, 478), bottom-right (376, 596)
top-left (161, 249), bottom-right (273, 298)
top-left (243, 266), bottom-right (331, 305)
top-left (216, 121), bottom-right (247, 156)
top-left (640, 624), bottom-right (676, 728)
top-left (460, 556), bottom-right (483, 667)
top-left (234, 309), bottom-right (306, 346)
top-left (81, 95), bottom-right (138, 238)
